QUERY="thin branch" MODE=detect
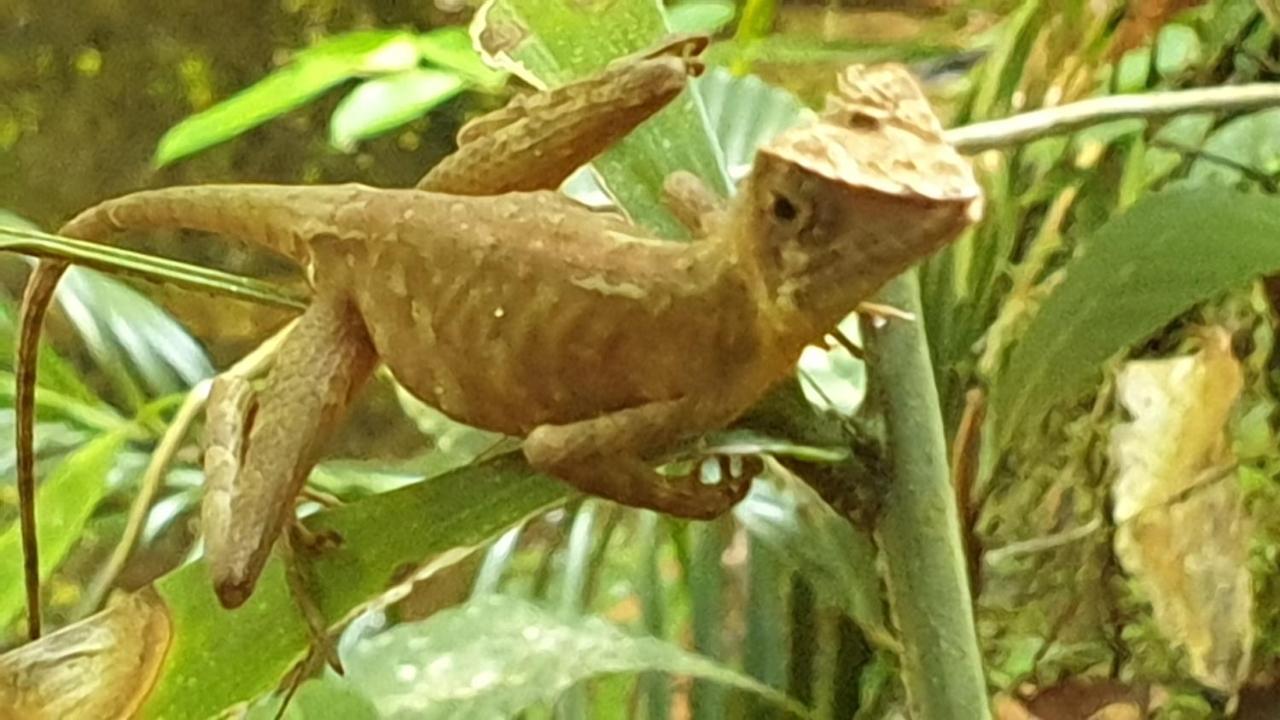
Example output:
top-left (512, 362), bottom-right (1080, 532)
top-left (947, 82), bottom-right (1280, 152)
top-left (0, 227), bottom-right (306, 311)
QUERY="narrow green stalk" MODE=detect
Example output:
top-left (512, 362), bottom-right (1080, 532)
top-left (637, 513), bottom-right (670, 720)
top-left (688, 521), bottom-right (729, 720)
top-left (864, 271), bottom-right (989, 720)
top-left (0, 227), bottom-right (305, 310)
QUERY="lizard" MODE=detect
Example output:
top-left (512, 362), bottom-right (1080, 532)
top-left (13, 33), bottom-right (710, 639)
top-left (15, 56), bottom-right (981, 639)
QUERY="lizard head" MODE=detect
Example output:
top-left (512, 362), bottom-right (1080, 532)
top-left (733, 64), bottom-right (982, 341)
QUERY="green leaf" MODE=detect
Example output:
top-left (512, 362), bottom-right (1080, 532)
top-left (700, 429), bottom-right (849, 464)
top-left (292, 30), bottom-right (418, 69)
top-left (1184, 108), bottom-right (1280, 185)
top-left (0, 212), bottom-right (101, 404)
top-left (696, 67), bottom-right (811, 175)
top-left (413, 27), bottom-right (506, 88)
top-left (735, 480), bottom-right (889, 645)
top-left (1155, 24), bottom-right (1202, 79)
top-left (666, 0), bottom-right (736, 35)
top-left (329, 69), bottom-right (468, 152)
top-left (154, 30), bottom-right (420, 166)
top-left (58, 267), bottom-right (214, 400)
top-left (246, 675), bottom-right (381, 720)
top-left (139, 457), bottom-right (571, 719)
top-left (0, 431), bottom-right (127, 626)
top-left (338, 595), bottom-right (810, 718)
top-left (991, 187), bottom-right (1280, 444)
top-left (474, 0), bottom-right (730, 236)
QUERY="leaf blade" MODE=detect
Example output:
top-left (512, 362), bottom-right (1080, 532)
top-left (0, 431), bottom-right (127, 626)
top-left (991, 187), bottom-right (1280, 443)
top-left (329, 69), bottom-right (468, 152)
top-left (339, 595), bottom-right (810, 719)
top-left (153, 31), bottom-right (420, 166)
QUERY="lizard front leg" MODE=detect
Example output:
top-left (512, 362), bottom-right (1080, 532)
top-left (523, 398), bottom-right (757, 520)
top-left (663, 170), bottom-right (726, 237)
top-left (204, 293), bottom-right (376, 608)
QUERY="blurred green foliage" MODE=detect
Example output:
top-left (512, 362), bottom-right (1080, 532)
top-left (4, 0), bottom-right (1280, 718)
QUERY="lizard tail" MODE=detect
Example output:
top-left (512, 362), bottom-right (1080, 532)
top-left (58, 183), bottom-right (385, 266)
top-left (16, 182), bottom-right (385, 638)
top-left (16, 258), bottom-right (69, 640)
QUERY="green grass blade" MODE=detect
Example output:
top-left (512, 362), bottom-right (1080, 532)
top-left (0, 226), bottom-right (306, 310)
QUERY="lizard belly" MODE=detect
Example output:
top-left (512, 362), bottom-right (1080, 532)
top-left (345, 243), bottom-right (762, 436)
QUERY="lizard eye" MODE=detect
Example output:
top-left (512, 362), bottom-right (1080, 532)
top-left (771, 194), bottom-right (798, 222)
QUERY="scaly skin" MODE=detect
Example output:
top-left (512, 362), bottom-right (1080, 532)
top-left (15, 59), bottom-right (982, 628)
top-left (419, 34), bottom-right (707, 194)
top-left (13, 36), bottom-right (707, 633)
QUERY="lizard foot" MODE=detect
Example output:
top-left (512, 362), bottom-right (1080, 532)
top-left (523, 397), bottom-right (758, 520)
top-left (283, 524), bottom-right (343, 675)
top-left (525, 444), bottom-right (755, 520)
top-left (290, 513), bottom-right (344, 554)
top-left (299, 486), bottom-right (344, 509)
top-left (653, 455), bottom-right (758, 519)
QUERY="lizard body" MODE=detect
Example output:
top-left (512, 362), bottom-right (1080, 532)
top-left (16, 56), bottom-right (981, 623)
top-left (14, 37), bottom-right (708, 629)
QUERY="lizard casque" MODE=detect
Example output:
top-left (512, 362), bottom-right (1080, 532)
top-left (14, 43), bottom-right (981, 634)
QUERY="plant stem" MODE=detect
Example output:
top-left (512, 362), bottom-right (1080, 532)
top-left (864, 270), bottom-right (989, 720)
top-left (948, 82), bottom-right (1280, 151)
top-left (0, 227), bottom-right (305, 310)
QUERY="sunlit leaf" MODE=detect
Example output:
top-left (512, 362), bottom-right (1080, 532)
top-left (1154, 24), bottom-right (1202, 79)
top-left (338, 595), bottom-right (810, 718)
top-left (58, 267), bottom-right (213, 399)
top-left (0, 431), bottom-right (127, 626)
top-left (991, 187), bottom-right (1280, 443)
top-left (704, 33), bottom-right (960, 73)
top-left (413, 27), bottom-right (506, 88)
top-left (154, 31), bottom-right (420, 166)
top-left (474, 0), bottom-right (730, 236)
top-left (666, 0), bottom-right (736, 35)
top-left (329, 69), bottom-right (468, 151)
top-left (293, 30), bottom-right (419, 67)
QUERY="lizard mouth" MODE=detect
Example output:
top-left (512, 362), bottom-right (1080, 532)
top-left (214, 576), bottom-right (255, 609)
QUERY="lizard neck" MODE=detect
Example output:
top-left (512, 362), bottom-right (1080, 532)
top-left (723, 196), bottom-right (874, 360)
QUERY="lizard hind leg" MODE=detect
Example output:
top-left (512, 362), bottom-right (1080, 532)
top-left (662, 171), bottom-right (726, 238)
top-left (522, 398), bottom-right (755, 520)
top-left (202, 295), bottom-right (377, 608)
